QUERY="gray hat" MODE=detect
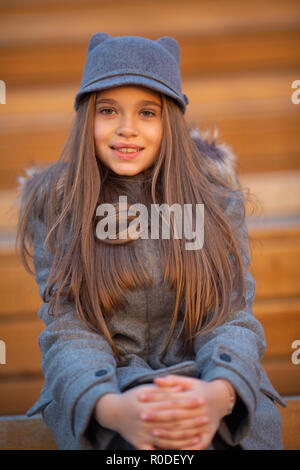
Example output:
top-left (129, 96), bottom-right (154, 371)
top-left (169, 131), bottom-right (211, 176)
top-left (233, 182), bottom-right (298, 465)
top-left (74, 33), bottom-right (189, 114)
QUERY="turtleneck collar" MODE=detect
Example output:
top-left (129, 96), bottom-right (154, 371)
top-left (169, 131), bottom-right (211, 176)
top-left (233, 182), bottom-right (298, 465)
top-left (104, 166), bottom-right (154, 184)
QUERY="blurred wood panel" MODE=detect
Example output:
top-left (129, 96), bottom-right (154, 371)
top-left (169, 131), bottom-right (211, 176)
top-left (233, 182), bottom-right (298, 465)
top-left (1, 71), bottom-right (299, 188)
top-left (241, 172), bottom-right (300, 217)
top-left (0, 376), bottom-right (44, 415)
top-left (0, 317), bottom-right (43, 377)
top-left (0, 250), bottom-right (40, 315)
top-left (262, 358), bottom-right (300, 396)
top-left (255, 298), bottom-right (300, 357)
top-left (1, 0), bottom-right (300, 47)
top-left (250, 234), bottom-right (300, 298)
top-left (1, 29), bottom-right (300, 86)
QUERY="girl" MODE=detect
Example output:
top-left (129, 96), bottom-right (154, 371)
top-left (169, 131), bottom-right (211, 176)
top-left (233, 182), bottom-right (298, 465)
top-left (16, 33), bottom-right (286, 450)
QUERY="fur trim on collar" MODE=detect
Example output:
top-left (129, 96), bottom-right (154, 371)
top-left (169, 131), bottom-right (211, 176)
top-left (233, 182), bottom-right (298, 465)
top-left (189, 126), bottom-right (238, 187)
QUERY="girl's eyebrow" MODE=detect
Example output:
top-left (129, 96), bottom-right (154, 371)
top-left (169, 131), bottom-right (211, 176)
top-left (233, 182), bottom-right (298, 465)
top-left (95, 98), bottom-right (161, 108)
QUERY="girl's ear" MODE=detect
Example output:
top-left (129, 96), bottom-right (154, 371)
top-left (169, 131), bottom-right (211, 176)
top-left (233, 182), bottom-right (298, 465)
top-left (156, 36), bottom-right (181, 64)
top-left (87, 32), bottom-right (112, 53)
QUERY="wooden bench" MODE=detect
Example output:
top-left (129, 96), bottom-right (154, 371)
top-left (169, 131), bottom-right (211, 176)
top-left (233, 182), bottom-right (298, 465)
top-left (0, 414), bottom-right (57, 450)
top-left (0, 396), bottom-right (299, 450)
top-left (280, 396), bottom-right (300, 450)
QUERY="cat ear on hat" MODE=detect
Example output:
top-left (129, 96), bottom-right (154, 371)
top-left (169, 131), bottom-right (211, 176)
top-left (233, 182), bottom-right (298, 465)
top-left (87, 32), bottom-right (112, 53)
top-left (156, 36), bottom-right (180, 64)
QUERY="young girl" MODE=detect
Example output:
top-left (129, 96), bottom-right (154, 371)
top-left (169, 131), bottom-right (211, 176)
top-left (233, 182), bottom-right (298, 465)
top-left (16, 33), bottom-right (286, 450)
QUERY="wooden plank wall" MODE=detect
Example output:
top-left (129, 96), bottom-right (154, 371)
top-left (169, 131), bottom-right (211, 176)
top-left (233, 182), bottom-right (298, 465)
top-left (0, 0), bottom-right (300, 415)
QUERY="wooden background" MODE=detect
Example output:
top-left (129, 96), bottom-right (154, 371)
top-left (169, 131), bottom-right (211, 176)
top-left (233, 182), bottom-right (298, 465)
top-left (0, 0), bottom-right (299, 415)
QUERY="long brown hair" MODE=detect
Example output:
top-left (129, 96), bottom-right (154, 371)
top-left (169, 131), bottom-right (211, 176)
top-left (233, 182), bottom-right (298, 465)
top-left (16, 91), bottom-right (255, 361)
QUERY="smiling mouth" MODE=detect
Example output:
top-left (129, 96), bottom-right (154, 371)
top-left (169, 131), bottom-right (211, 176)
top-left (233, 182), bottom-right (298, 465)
top-left (110, 146), bottom-right (144, 153)
top-left (111, 147), bottom-right (144, 159)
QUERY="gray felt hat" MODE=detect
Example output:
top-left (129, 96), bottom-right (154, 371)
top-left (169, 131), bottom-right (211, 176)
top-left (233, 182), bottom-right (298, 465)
top-left (74, 33), bottom-right (189, 114)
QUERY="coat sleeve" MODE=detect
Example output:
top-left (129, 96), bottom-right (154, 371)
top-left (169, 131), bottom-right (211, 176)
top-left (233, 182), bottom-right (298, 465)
top-left (27, 215), bottom-right (121, 449)
top-left (192, 191), bottom-right (285, 447)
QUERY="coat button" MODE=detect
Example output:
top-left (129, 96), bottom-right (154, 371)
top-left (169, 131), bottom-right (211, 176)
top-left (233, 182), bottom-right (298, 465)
top-left (220, 353), bottom-right (231, 362)
top-left (95, 369), bottom-right (107, 377)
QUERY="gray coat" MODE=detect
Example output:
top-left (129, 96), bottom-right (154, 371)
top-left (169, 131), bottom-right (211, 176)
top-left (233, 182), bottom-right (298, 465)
top-left (24, 130), bottom-right (286, 450)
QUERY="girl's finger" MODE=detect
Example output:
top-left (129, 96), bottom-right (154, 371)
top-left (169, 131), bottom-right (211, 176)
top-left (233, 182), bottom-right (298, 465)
top-left (150, 422), bottom-right (209, 442)
top-left (139, 391), bottom-right (204, 406)
top-left (148, 414), bottom-right (209, 432)
top-left (141, 443), bottom-right (156, 450)
top-left (154, 376), bottom-right (193, 390)
top-left (153, 434), bottom-right (202, 450)
top-left (147, 397), bottom-right (204, 412)
top-left (138, 386), bottom-right (185, 402)
top-left (141, 406), bottom-right (204, 423)
top-left (180, 434), bottom-right (212, 451)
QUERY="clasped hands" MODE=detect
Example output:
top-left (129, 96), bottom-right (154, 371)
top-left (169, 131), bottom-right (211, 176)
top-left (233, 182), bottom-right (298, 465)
top-left (95, 374), bottom-right (235, 450)
top-left (136, 375), bottom-right (233, 450)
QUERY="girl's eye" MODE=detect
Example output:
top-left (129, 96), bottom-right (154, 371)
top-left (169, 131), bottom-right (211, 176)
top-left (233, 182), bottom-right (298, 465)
top-left (141, 110), bottom-right (156, 117)
top-left (98, 108), bottom-right (115, 115)
top-left (97, 108), bottom-right (155, 117)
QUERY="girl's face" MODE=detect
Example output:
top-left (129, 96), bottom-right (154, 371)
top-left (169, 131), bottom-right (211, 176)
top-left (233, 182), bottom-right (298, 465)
top-left (94, 85), bottom-right (163, 176)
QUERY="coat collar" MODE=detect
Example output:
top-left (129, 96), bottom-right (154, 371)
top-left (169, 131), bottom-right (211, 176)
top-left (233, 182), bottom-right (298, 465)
top-left (189, 126), bottom-right (238, 187)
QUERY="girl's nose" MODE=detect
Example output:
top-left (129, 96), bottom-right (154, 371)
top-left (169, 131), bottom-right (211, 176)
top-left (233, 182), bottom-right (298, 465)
top-left (116, 127), bottom-right (138, 137)
top-left (116, 116), bottom-right (139, 137)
